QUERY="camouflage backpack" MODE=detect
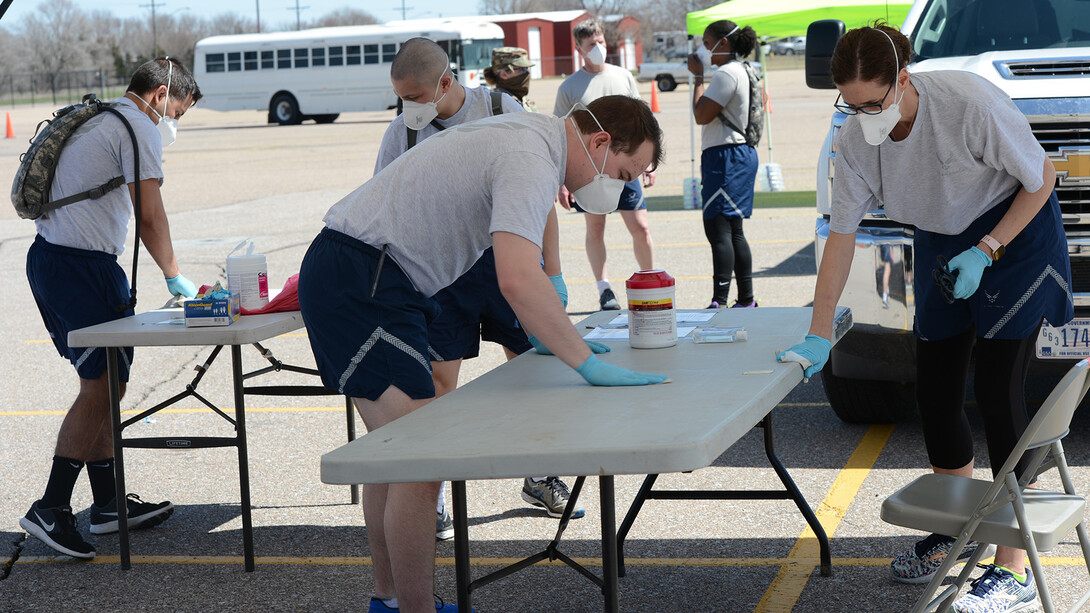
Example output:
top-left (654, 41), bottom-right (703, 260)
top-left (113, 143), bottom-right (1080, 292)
top-left (718, 61), bottom-right (764, 148)
top-left (11, 93), bottom-right (133, 220)
top-left (11, 92), bottom-right (144, 312)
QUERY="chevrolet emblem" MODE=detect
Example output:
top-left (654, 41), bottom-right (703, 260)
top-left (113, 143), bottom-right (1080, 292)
top-left (1050, 148), bottom-right (1090, 186)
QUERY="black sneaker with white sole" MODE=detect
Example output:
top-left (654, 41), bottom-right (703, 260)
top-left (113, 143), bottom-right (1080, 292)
top-left (599, 288), bottom-right (620, 311)
top-left (19, 500), bottom-right (95, 559)
top-left (89, 493), bottom-right (174, 535)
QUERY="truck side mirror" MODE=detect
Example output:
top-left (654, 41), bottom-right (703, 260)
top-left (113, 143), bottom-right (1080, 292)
top-left (805, 19), bottom-right (846, 89)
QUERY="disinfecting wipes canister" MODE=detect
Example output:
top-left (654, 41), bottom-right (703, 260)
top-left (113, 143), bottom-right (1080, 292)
top-left (626, 270), bottom-right (677, 349)
top-left (226, 240), bottom-right (269, 311)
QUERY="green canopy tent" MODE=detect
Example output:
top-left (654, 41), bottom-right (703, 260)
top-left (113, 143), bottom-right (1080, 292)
top-left (680, 0), bottom-right (912, 191)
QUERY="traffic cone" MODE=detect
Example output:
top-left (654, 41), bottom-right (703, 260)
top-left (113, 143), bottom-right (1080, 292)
top-left (650, 84), bottom-right (661, 113)
top-left (4, 113), bottom-right (12, 139)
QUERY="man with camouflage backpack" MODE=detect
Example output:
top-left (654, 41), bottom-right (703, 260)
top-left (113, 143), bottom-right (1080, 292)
top-left (19, 58), bottom-right (201, 560)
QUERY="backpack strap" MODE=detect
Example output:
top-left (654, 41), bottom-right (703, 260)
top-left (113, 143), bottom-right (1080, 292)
top-left (97, 106), bottom-right (141, 313)
top-left (405, 118), bottom-right (445, 150)
top-left (490, 90), bottom-right (504, 116)
top-left (44, 175), bottom-right (126, 209)
top-left (716, 62), bottom-right (751, 140)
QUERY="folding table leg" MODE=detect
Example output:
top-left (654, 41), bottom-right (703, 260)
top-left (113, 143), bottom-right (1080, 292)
top-left (346, 396), bottom-right (359, 504)
top-left (107, 347), bottom-right (132, 570)
top-left (452, 481), bottom-right (472, 612)
top-left (615, 473), bottom-right (659, 578)
top-left (600, 476), bottom-right (619, 613)
top-left (231, 345), bottom-right (255, 572)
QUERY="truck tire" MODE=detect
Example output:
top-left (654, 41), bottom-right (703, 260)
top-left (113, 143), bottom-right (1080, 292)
top-left (821, 367), bottom-right (916, 424)
top-left (656, 75), bottom-right (677, 92)
top-left (313, 114), bottom-right (339, 124)
top-left (270, 93), bottom-right (302, 125)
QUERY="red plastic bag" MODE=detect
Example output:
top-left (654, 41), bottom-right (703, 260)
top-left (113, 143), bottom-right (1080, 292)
top-left (241, 273), bottom-right (300, 315)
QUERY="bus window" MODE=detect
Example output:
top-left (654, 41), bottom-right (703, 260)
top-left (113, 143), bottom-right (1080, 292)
top-left (294, 48), bottom-right (309, 68)
top-left (312, 48), bottom-right (326, 67)
top-left (364, 44), bottom-right (379, 65)
top-left (206, 53), bottom-right (225, 73)
top-left (277, 49), bottom-right (291, 69)
top-left (244, 51), bottom-right (258, 71)
top-left (329, 46), bottom-right (344, 66)
top-left (347, 45), bottom-right (362, 65)
top-left (261, 50), bottom-right (274, 69)
top-left (382, 43), bottom-right (397, 62)
top-left (228, 52), bottom-right (242, 71)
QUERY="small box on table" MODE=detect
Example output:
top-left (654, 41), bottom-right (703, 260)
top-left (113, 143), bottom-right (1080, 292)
top-left (184, 292), bottom-right (241, 327)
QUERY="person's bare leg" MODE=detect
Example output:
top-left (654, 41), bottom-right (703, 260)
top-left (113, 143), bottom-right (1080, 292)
top-left (934, 460), bottom-right (1025, 574)
top-left (354, 386), bottom-right (437, 613)
top-left (55, 374), bottom-right (127, 462)
top-left (431, 359), bottom-right (463, 399)
top-left (584, 213), bottom-right (608, 283)
top-left (620, 208), bottom-right (654, 271)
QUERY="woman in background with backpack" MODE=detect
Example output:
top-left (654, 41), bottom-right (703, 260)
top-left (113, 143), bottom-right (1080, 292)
top-left (688, 19), bottom-right (760, 309)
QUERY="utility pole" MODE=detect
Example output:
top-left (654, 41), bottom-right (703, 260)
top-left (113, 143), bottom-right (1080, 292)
top-left (256, 0), bottom-right (261, 33)
top-left (288, 0), bottom-right (309, 30)
top-left (394, 0), bottom-right (413, 20)
top-left (139, 0), bottom-right (163, 59)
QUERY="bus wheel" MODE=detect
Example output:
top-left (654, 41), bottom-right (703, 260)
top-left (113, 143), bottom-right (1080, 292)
top-left (314, 114), bottom-right (339, 124)
top-left (271, 93), bottom-right (302, 125)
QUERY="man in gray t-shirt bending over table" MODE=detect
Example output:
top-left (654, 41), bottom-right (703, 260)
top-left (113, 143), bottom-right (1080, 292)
top-left (298, 95), bottom-right (669, 613)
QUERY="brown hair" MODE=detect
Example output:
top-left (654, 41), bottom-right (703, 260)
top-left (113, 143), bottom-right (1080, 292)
top-left (830, 21), bottom-right (913, 86)
top-left (705, 20), bottom-right (758, 58)
top-left (573, 18), bottom-right (604, 46)
top-left (571, 95), bottom-right (664, 171)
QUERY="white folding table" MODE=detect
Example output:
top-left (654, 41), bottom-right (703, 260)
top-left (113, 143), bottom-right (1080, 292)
top-left (68, 309), bottom-right (356, 571)
top-left (321, 306), bottom-right (852, 612)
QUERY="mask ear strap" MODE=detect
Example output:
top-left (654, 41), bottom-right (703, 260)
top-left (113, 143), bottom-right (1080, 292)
top-left (163, 58), bottom-right (173, 116)
top-left (567, 104), bottom-right (610, 175)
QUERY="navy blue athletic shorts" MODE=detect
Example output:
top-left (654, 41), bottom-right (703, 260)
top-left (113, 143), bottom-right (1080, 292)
top-left (298, 228), bottom-right (441, 401)
top-left (701, 143), bottom-right (758, 220)
top-left (572, 178), bottom-right (646, 213)
top-left (26, 235), bottom-right (135, 381)
top-left (428, 247), bottom-right (532, 361)
top-left (914, 189), bottom-right (1073, 341)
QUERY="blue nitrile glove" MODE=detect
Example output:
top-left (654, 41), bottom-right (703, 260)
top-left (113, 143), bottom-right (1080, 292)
top-left (165, 274), bottom-right (198, 298)
top-left (528, 334), bottom-right (610, 355)
top-left (576, 355), bottom-right (670, 386)
top-left (776, 334), bottom-right (832, 380)
top-left (548, 274), bottom-right (568, 308)
top-left (946, 246), bottom-right (992, 299)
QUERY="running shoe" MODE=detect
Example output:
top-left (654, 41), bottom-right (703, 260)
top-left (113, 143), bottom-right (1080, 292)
top-left (731, 299), bottom-right (758, 308)
top-left (368, 596), bottom-right (466, 612)
top-left (89, 493), bottom-right (174, 535)
top-left (19, 500), bottom-right (95, 559)
top-left (436, 508), bottom-right (454, 541)
top-left (890, 533), bottom-right (995, 584)
top-left (706, 301), bottom-right (724, 309)
top-left (521, 477), bottom-right (585, 519)
top-left (599, 288), bottom-right (620, 311)
top-left (950, 564), bottom-right (1040, 613)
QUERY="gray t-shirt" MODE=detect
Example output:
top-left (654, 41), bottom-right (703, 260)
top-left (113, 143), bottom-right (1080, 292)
top-left (700, 60), bottom-right (748, 150)
top-left (374, 85), bottom-right (525, 173)
top-left (552, 64), bottom-right (640, 116)
top-left (36, 96), bottom-right (164, 254)
top-left (830, 71), bottom-right (1045, 236)
top-left (324, 112), bottom-right (567, 297)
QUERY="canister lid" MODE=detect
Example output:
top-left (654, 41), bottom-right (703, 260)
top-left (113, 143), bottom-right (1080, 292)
top-left (626, 269), bottom-right (675, 289)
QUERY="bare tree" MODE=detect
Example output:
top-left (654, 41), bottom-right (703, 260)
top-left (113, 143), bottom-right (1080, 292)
top-left (19, 0), bottom-right (96, 102)
top-left (478, 0), bottom-right (556, 14)
top-left (310, 7), bottom-right (379, 27)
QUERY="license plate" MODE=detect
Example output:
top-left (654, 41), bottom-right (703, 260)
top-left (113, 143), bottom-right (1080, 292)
top-left (1037, 318), bottom-right (1090, 359)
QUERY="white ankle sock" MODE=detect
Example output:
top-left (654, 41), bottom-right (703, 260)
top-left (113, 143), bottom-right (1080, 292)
top-left (596, 280), bottom-right (611, 295)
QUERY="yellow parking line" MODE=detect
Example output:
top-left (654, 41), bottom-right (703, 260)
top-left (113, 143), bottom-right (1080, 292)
top-left (756, 424), bottom-right (895, 612)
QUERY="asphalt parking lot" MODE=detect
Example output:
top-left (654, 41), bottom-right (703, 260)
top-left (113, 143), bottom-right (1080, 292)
top-left (1, 71), bottom-right (1089, 613)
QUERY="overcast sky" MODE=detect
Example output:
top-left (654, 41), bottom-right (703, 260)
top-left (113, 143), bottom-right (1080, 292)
top-left (1, 0), bottom-right (484, 28)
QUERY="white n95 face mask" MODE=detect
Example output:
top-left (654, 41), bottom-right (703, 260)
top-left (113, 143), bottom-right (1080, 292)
top-left (402, 71), bottom-right (448, 130)
top-left (585, 43), bottom-right (607, 66)
top-left (567, 105), bottom-right (626, 215)
top-left (857, 30), bottom-right (905, 146)
top-left (697, 26), bottom-right (738, 67)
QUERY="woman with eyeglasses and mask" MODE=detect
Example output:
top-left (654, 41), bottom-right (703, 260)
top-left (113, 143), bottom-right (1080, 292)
top-left (688, 19), bottom-right (760, 309)
top-left (777, 22), bottom-right (1070, 613)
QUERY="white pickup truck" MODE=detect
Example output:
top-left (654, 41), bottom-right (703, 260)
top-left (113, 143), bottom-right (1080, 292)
top-left (805, 0), bottom-right (1090, 423)
top-left (637, 61), bottom-right (713, 92)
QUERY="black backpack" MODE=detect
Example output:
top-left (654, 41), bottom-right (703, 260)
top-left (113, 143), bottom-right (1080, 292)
top-left (11, 93), bottom-right (144, 312)
top-left (718, 61), bottom-right (764, 148)
top-left (405, 90), bottom-right (505, 149)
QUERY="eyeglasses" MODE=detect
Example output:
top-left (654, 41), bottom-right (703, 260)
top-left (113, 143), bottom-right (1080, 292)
top-left (833, 79), bottom-right (894, 115)
top-left (931, 254), bottom-right (959, 305)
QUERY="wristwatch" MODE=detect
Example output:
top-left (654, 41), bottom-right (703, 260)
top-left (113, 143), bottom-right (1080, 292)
top-left (981, 234), bottom-right (1005, 261)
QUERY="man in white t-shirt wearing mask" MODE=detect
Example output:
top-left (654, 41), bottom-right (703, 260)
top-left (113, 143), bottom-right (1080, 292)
top-left (554, 17), bottom-right (656, 312)
top-left (300, 94), bottom-right (669, 613)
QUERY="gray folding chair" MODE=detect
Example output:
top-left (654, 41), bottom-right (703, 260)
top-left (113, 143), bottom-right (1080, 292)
top-left (881, 358), bottom-right (1090, 613)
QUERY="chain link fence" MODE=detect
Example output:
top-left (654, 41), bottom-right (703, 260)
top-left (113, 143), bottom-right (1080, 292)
top-left (1, 70), bottom-right (131, 108)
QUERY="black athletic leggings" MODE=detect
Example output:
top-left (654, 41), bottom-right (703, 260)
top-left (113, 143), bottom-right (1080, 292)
top-left (703, 214), bottom-right (753, 305)
top-left (916, 326), bottom-right (1039, 479)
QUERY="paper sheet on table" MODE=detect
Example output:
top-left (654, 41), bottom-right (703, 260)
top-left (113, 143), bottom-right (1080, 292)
top-left (585, 325), bottom-right (698, 341)
top-left (606, 312), bottom-right (716, 327)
